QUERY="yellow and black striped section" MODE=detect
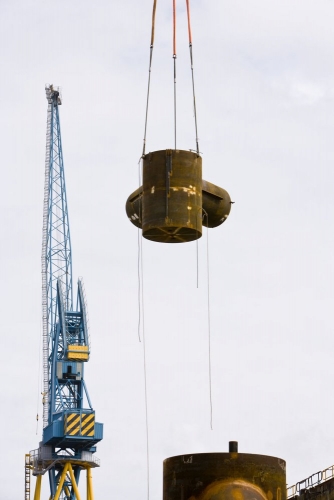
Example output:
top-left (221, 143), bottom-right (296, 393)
top-left (67, 345), bottom-right (89, 361)
top-left (65, 413), bottom-right (81, 436)
top-left (81, 413), bottom-right (95, 437)
top-left (64, 412), bottom-right (95, 437)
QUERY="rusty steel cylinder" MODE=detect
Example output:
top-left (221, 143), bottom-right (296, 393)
top-left (142, 149), bottom-right (202, 243)
top-left (163, 451), bottom-right (286, 500)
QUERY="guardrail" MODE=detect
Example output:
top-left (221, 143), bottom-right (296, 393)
top-left (287, 465), bottom-right (334, 498)
top-left (29, 447), bottom-right (101, 471)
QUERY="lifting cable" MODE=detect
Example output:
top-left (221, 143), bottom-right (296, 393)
top-left (196, 211), bottom-right (214, 429)
top-left (142, 0), bottom-right (200, 155)
top-left (185, 0), bottom-right (200, 154)
top-left (141, 241), bottom-right (150, 500)
top-left (142, 294), bottom-right (151, 500)
top-left (204, 213), bottom-right (213, 431)
top-left (173, 0), bottom-right (177, 150)
top-left (137, 158), bottom-right (143, 343)
top-left (142, 0), bottom-right (157, 158)
top-left (137, 157), bottom-right (150, 499)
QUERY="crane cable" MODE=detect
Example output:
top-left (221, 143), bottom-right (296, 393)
top-left (185, 0), bottom-right (200, 154)
top-left (204, 213), bottom-right (213, 430)
top-left (142, 0), bottom-right (157, 157)
top-left (137, 155), bottom-right (150, 499)
top-left (173, 0), bottom-right (177, 149)
top-left (142, 0), bottom-right (200, 156)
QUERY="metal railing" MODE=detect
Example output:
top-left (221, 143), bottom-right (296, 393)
top-left (287, 465), bottom-right (334, 498)
top-left (29, 447), bottom-right (100, 475)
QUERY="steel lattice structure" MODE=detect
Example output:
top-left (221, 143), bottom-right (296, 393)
top-left (42, 84), bottom-right (73, 427)
top-left (27, 85), bottom-right (103, 500)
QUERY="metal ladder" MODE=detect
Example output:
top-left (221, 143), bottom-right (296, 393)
top-left (24, 454), bottom-right (31, 500)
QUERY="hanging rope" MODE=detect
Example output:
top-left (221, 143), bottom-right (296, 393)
top-left (204, 211), bottom-right (213, 430)
top-left (136, 156), bottom-right (150, 498)
top-left (173, 0), bottom-right (177, 149)
top-left (137, 158), bottom-right (143, 343)
top-left (142, 0), bottom-right (158, 157)
top-left (138, 226), bottom-right (142, 342)
top-left (141, 241), bottom-right (150, 500)
top-left (195, 209), bottom-right (213, 429)
top-left (185, 0), bottom-right (200, 154)
top-left (185, 0), bottom-right (192, 43)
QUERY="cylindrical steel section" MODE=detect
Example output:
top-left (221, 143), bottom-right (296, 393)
top-left (202, 180), bottom-right (232, 228)
top-left (142, 149), bottom-right (202, 243)
top-left (163, 452), bottom-right (286, 500)
top-left (125, 186), bottom-right (142, 229)
top-left (229, 441), bottom-right (238, 453)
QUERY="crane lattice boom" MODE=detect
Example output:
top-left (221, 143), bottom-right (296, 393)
top-left (27, 84), bottom-right (103, 500)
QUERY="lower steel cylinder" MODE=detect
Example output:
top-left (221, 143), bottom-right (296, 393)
top-left (163, 452), bottom-right (286, 500)
top-left (142, 149), bottom-right (202, 243)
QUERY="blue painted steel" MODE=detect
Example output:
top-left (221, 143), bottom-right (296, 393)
top-left (38, 85), bottom-right (103, 499)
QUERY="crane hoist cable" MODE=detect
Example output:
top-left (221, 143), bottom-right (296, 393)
top-left (185, 0), bottom-right (200, 154)
top-left (142, 0), bottom-right (157, 157)
top-left (141, 0), bottom-right (200, 156)
top-left (173, 0), bottom-right (177, 149)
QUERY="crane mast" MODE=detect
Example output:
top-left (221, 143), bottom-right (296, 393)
top-left (27, 85), bottom-right (103, 500)
top-left (42, 83), bottom-right (73, 428)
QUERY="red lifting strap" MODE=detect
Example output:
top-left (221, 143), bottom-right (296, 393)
top-left (185, 0), bottom-right (193, 44)
top-left (173, 0), bottom-right (177, 56)
top-left (150, 0), bottom-right (157, 47)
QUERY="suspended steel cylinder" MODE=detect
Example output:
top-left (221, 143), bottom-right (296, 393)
top-left (142, 149), bottom-right (202, 243)
top-left (202, 180), bottom-right (232, 228)
top-left (163, 451), bottom-right (286, 500)
top-left (126, 180), bottom-right (232, 233)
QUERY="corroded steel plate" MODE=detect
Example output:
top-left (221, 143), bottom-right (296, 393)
top-left (163, 452), bottom-right (286, 500)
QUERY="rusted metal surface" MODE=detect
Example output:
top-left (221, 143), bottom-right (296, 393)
top-left (202, 180), bottom-right (231, 228)
top-left (287, 465), bottom-right (334, 498)
top-left (142, 149), bottom-right (202, 243)
top-left (289, 477), bottom-right (334, 500)
top-left (163, 452), bottom-right (286, 500)
top-left (125, 150), bottom-right (232, 241)
top-left (126, 186), bottom-right (142, 229)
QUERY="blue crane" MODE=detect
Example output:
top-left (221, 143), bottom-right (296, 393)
top-left (27, 85), bottom-right (103, 500)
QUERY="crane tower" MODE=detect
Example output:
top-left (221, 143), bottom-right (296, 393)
top-left (27, 85), bottom-right (103, 500)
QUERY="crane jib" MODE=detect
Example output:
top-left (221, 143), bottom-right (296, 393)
top-left (28, 84), bottom-right (103, 500)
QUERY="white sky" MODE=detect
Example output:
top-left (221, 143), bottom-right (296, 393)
top-left (1, 0), bottom-right (334, 498)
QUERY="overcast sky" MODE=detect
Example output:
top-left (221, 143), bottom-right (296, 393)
top-left (2, 0), bottom-right (334, 498)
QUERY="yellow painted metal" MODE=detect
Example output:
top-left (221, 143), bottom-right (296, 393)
top-left (81, 412), bottom-right (95, 437)
top-left (67, 463), bottom-right (82, 500)
top-left (67, 345), bottom-right (89, 361)
top-left (64, 412), bottom-right (95, 437)
top-left (33, 476), bottom-right (42, 500)
top-left (64, 413), bottom-right (81, 435)
top-left (87, 468), bottom-right (94, 500)
top-left (28, 458), bottom-right (95, 500)
top-left (54, 463), bottom-right (69, 500)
